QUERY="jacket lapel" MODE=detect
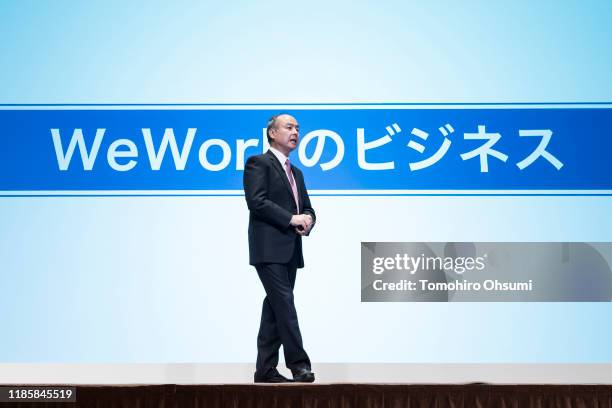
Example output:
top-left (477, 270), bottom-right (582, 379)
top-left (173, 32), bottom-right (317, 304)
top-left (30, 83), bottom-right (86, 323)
top-left (294, 169), bottom-right (303, 212)
top-left (266, 150), bottom-right (299, 211)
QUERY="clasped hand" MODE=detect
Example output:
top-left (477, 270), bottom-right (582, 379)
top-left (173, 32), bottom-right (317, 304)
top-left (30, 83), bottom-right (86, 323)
top-left (290, 214), bottom-right (314, 235)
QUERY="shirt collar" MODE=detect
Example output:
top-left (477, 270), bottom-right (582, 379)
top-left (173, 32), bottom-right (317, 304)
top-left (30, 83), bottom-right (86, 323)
top-left (269, 147), bottom-right (289, 166)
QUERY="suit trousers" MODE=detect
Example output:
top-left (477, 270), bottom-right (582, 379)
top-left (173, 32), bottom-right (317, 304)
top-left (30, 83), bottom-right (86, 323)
top-left (254, 244), bottom-right (311, 375)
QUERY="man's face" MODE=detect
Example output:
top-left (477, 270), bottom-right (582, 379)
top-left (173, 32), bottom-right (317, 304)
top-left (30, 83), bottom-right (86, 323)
top-left (270, 114), bottom-right (299, 155)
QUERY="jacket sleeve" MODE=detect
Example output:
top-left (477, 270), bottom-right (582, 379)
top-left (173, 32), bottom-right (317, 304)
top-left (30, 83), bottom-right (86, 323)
top-left (243, 155), bottom-right (294, 229)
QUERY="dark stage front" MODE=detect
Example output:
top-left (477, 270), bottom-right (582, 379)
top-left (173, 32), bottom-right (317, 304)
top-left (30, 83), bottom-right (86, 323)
top-left (3, 384), bottom-right (612, 407)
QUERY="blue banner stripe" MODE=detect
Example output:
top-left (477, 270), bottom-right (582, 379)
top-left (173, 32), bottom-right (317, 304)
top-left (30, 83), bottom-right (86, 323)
top-left (0, 106), bottom-right (610, 191)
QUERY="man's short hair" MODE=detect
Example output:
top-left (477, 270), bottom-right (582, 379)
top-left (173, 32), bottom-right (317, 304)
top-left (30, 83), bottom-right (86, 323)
top-left (266, 115), bottom-right (279, 143)
top-left (266, 113), bottom-right (291, 143)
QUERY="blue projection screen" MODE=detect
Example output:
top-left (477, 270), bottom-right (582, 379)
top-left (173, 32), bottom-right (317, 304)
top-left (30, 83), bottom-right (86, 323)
top-left (1, 0), bottom-right (612, 383)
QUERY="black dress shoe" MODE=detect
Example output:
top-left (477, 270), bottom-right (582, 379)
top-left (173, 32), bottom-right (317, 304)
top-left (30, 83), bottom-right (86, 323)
top-left (292, 368), bottom-right (315, 383)
top-left (254, 370), bottom-right (294, 383)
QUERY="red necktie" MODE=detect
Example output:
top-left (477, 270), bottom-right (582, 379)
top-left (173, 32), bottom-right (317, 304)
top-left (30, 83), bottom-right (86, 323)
top-left (285, 158), bottom-right (299, 213)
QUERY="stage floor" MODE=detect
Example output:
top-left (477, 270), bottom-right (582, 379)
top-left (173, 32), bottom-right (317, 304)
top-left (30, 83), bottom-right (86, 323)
top-left (2, 363), bottom-right (612, 384)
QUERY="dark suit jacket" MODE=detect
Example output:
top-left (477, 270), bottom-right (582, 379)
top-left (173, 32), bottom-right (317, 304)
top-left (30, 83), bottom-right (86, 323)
top-left (243, 150), bottom-right (316, 267)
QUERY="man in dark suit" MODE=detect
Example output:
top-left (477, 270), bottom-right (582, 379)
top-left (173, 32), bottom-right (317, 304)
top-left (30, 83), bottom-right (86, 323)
top-left (243, 113), bottom-right (316, 383)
